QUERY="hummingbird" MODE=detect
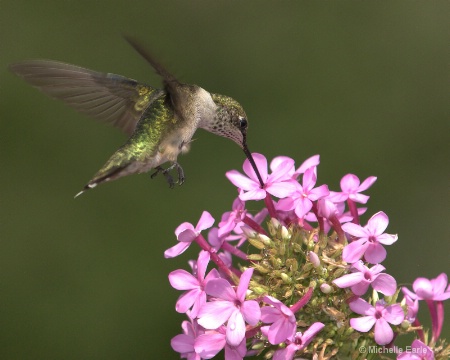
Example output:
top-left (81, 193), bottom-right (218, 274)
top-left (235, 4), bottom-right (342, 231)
top-left (9, 36), bottom-right (264, 197)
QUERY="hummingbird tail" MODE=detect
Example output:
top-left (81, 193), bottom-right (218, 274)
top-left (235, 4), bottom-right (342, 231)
top-left (73, 165), bottom-right (127, 198)
top-left (74, 183), bottom-right (98, 199)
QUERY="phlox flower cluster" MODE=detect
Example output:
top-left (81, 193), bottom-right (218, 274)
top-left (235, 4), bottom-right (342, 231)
top-left (166, 153), bottom-right (450, 359)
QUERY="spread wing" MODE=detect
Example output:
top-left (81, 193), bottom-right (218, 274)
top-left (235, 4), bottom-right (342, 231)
top-left (9, 60), bottom-right (163, 136)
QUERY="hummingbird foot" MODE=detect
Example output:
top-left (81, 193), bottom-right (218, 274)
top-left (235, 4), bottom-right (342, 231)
top-left (173, 162), bottom-right (185, 185)
top-left (150, 162), bottom-right (185, 188)
top-left (151, 166), bottom-right (175, 188)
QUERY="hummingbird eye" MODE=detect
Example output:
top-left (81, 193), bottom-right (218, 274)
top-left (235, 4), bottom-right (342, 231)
top-left (239, 117), bottom-right (248, 129)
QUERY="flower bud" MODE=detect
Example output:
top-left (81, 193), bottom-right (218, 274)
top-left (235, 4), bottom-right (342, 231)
top-left (281, 226), bottom-right (291, 240)
top-left (308, 251), bottom-right (321, 267)
top-left (241, 225), bottom-right (257, 238)
top-left (320, 283), bottom-right (333, 294)
top-left (281, 273), bottom-right (291, 284)
top-left (258, 234), bottom-right (272, 245)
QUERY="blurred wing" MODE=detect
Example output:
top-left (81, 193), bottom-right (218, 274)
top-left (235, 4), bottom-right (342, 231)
top-left (9, 60), bottom-right (163, 136)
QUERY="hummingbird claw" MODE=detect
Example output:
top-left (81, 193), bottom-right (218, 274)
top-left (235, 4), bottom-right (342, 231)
top-left (174, 162), bottom-right (185, 185)
top-left (150, 165), bottom-right (177, 188)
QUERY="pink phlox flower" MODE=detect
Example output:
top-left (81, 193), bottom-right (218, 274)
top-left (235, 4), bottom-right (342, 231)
top-left (272, 322), bottom-right (325, 360)
top-left (397, 339), bottom-right (434, 360)
top-left (218, 197), bottom-right (247, 238)
top-left (328, 173), bottom-right (377, 204)
top-left (226, 153), bottom-right (298, 201)
top-left (217, 196), bottom-right (268, 246)
top-left (207, 227), bottom-right (222, 251)
top-left (165, 211), bottom-right (215, 258)
top-left (260, 296), bottom-right (296, 345)
top-left (169, 251), bottom-right (220, 318)
top-left (225, 207), bottom-right (268, 247)
top-left (194, 326), bottom-right (247, 360)
top-left (349, 298), bottom-right (404, 345)
top-left (313, 198), bottom-right (367, 223)
top-left (401, 292), bottom-right (419, 323)
top-left (171, 316), bottom-right (205, 360)
top-left (305, 199), bottom-right (366, 233)
top-left (342, 211), bottom-right (398, 264)
top-left (278, 166), bottom-right (329, 218)
top-left (293, 154), bottom-right (320, 179)
top-left (402, 273), bottom-right (450, 301)
top-left (197, 268), bottom-right (261, 346)
top-left (332, 260), bottom-right (397, 296)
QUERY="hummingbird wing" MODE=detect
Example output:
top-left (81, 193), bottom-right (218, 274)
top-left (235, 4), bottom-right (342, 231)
top-left (75, 95), bottom-right (174, 197)
top-left (123, 36), bottom-right (188, 121)
top-left (9, 60), bottom-right (163, 136)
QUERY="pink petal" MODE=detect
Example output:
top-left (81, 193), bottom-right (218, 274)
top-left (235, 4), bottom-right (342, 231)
top-left (340, 174), bottom-right (360, 192)
top-left (239, 188), bottom-right (266, 201)
top-left (341, 222), bottom-right (368, 238)
top-left (190, 291), bottom-right (206, 319)
top-left (197, 211), bottom-right (215, 232)
top-left (302, 167), bottom-right (317, 190)
top-left (236, 268), bottom-right (254, 301)
top-left (295, 154), bottom-right (320, 176)
top-left (431, 273), bottom-right (448, 293)
top-left (349, 297), bottom-right (373, 315)
top-left (373, 318), bottom-right (394, 345)
top-left (178, 229), bottom-right (198, 243)
top-left (308, 184), bottom-right (330, 200)
top-left (197, 301), bottom-right (235, 329)
top-left (350, 316), bottom-right (376, 332)
top-left (327, 191), bottom-right (348, 202)
top-left (294, 197), bottom-right (313, 218)
top-left (243, 153), bottom-right (268, 182)
top-left (267, 317), bottom-right (296, 345)
top-left (268, 157), bottom-right (295, 181)
top-left (224, 338), bottom-right (247, 360)
top-left (204, 268), bottom-right (221, 284)
top-left (376, 233), bottom-right (398, 245)
top-left (342, 239), bottom-right (368, 263)
top-left (205, 278), bottom-right (236, 301)
top-left (196, 251), bottom-right (210, 281)
top-left (260, 307), bottom-right (280, 323)
top-left (413, 277), bottom-right (433, 299)
top-left (226, 309), bottom-right (246, 346)
top-left (277, 197), bottom-right (296, 211)
top-left (270, 156), bottom-right (295, 172)
top-left (367, 211), bottom-right (389, 235)
top-left (351, 282), bottom-right (370, 296)
top-left (301, 322), bottom-right (325, 346)
top-left (364, 242), bottom-right (387, 264)
top-left (171, 333), bottom-right (194, 353)
top-left (369, 264), bottom-right (386, 275)
top-left (333, 272), bottom-right (364, 288)
top-left (273, 347), bottom-right (295, 360)
top-left (195, 333), bottom-right (226, 359)
top-left (358, 176), bottom-right (377, 192)
top-left (164, 242), bottom-right (190, 258)
top-left (175, 289), bottom-right (200, 313)
top-left (349, 193), bottom-right (370, 204)
top-left (226, 170), bottom-right (259, 191)
top-left (266, 181), bottom-right (297, 198)
top-left (169, 270), bottom-right (199, 290)
top-left (383, 304), bottom-right (404, 325)
top-left (241, 299), bottom-right (261, 325)
top-left (372, 273), bottom-right (397, 296)
top-left (175, 222), bottom-right (195, 237)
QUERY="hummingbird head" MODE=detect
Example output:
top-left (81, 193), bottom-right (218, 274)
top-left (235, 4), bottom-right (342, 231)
top-left (204, 93), bottom-right (249, 149)
top-left (203, 92), bottom-right (265, 188)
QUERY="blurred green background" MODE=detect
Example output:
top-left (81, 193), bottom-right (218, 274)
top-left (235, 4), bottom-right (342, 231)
top-left (1, 1), bottom-right (448, 359)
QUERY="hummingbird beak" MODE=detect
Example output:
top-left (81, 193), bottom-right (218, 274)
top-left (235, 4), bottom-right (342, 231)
top-left (241, 134), bottom-right (265, 188)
